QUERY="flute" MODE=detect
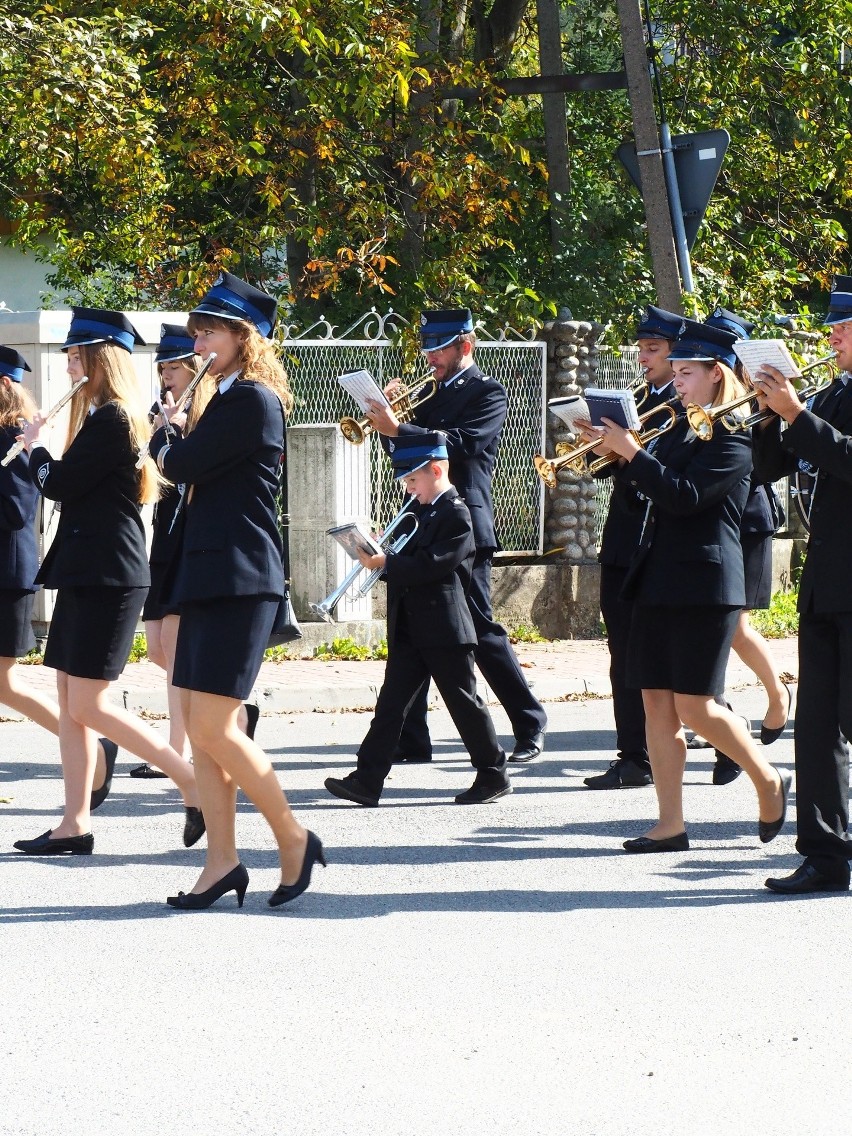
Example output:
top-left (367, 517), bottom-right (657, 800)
top-left (1, 376), bottom-right (89, 468)
top-left (136, 351), bottom-right (217, 469)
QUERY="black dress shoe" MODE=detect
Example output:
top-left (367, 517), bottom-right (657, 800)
top-left (584, 757), bottom-right (653, 789)
top-left (508, 731), bottom-right (545, 764)
top-left (268, 831), bottom-right (327, 907)
top-left (183, 807), bottom-right (206, 848)
top-left (623, 831), bottom-right (689, 853)
top-left (243, 703), bottom-right (260, 741)
top-left (712, 752), bottom-right (742, 785)
top-left (758, 767), bottom-right (793, 843)
top-left (454, 774), bottom-right (512, 804)
top-left (13, 829), bottom-right (94, 855)
top-left (765, 862), bottom-right (850, 894)
top-left (391, 751), bottom-right (432, 764)
top-left (167, 863), bottom-right (249, 910)
top-left (324, 773), bottom-right (380, 807)
top-left (129, 763), bottom-right (167, 779)
top-left (760, 683), bottom-right (793, 746)
top-left (90, 738), bottom-right (119, 811)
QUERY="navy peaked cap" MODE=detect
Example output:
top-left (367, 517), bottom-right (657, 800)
top-left (824, 274), bottom-right (852, 326)
top-left (420, 309), bottom-right (474, 352)
top-left (669, 319), bottom-right (739, 369)
top-left (156, 324), bottom-right (196, 364)
top-left (0, 345), bottom-right (31, 383)
top-left (636, 304), bottom-right (684, 341)
top-left (707, 306), bottom-right (756, 339)
top-left (389, 431), bottom-right (449, 479)
top-left (191, 271), bottom-right (277, 339)
top-left (62, 307), bottom-right (145, 353)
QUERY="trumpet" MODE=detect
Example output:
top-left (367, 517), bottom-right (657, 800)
top-left (310, 500), bottom-right (419, 623)
top-left (340, 375), bottom-right (438, 445)
top-left (1, 376), bottom-right (89, 468)
top-left (685, 353), bottom-right (838, 441)
top-left (136, 352), bottom-right (217, 469)
top-left (533, 397), bottom-right (680, 489)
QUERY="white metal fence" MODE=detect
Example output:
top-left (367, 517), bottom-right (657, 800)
top-left (283, 312), bottom-right (547, 555)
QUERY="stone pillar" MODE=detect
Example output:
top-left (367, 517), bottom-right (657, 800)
top-left (287, 424), bottom-right (374, 625)
top-left (539, 315), bottom-right (605, 564)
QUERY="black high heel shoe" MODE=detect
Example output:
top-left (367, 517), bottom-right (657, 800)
top-left (90, 738), bottom-right (119, 811)
top-left (183, 806), bottom-right (206, 848)
top-left (166, 863), bottom-right (249, 910)
top-left (759, 766), bottom-right (793, 843)
top-left (268, 831), bottom-right (327, 907)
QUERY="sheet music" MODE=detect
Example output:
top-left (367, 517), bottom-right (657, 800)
top-left (338, 370), bottom-right (390, 413)
top-left (733, 339), bottom-right (801, 382)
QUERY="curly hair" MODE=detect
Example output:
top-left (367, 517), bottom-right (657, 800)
top-left (0, 378), bottom-right (37, 430)
top-left (67, 342), bottom-right (161, 504)
top-left (186, 314), bottom-right (293, 414)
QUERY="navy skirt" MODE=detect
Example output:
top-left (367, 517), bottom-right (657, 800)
top-left (741, 532), bottom-right (772, 611)
top-left (44, 585), bottom-right (148, 680)
top-left (142, 561), bottom-right (181, 622)
top-left (627, 603), bottom-right (741, 697)
top-left (0, 589), bottom-right (36, 658)
top-left (172, 595), bottom-right (279, 700)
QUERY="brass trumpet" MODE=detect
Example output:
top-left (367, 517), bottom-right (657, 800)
top-left (340, 376), bottom-right (438, 445)
top-left (533, 397), bottom-right (680, 489)
top-left (685, 352), bottom-right (838, 441)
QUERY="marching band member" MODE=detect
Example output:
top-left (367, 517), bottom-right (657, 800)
top-left (583, 304), bottom-right (681, 790)
top-left (149, 272), bottom-right (323, 910)
top-left (587, 320), bottom-right (790, 855)
top-left (13, 309), bottom-right (202, 856)
top-left (324, 433), bottom-right (511, 807)
top-left (365, 308), bottom-right (547, 765)
top-left (754, 275), bottom-right (852, 894)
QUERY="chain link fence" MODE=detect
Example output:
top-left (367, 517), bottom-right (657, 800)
top-left (283, 313), bottom-right (547, 554)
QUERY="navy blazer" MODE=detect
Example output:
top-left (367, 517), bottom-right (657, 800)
top-left (150, 379), bottom-right (285, 604)
top-left (0, 426), bottom-right (39, 591)
top-left (30, 402), bottom-right (149, 589)
top-left (752, 379), bottom-right (852, 613)
top-left (383, 487), bottom-right (477, 649)
top-left (616, 415), bottom-right (751, 607)
top-left (382, 362), bottom-right (507, 549)
top-left (596, 382), bottom-right (680, 568)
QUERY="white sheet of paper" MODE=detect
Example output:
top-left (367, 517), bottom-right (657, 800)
top-left (338, 370), bottom-right (390, 413)
top-left (733, 339), bottom-right (801, 381)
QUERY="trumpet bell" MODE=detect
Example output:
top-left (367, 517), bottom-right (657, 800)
top-left (340, 416), bottom-right (366, 445)
top-left (685, 405), bottom-right (715, 442)
top-left (309, 602), bottom-right (336, 624)
top-left (533, 454), bottom-right (559, 489)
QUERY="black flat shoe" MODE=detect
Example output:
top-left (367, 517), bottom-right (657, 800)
top-left (129, 763), bottom-right (168, 779)
top-left (760, 684), bottom-right (793, 746)
top-left (623, 832), bottom-right (689, 854)
top-left (243, 703), bottom-right (259, 741)
top-left (454, 775), bottom-right (513, 804)
top-left (13, 829), bottom-right (94, 855)
top-left (390, 752), bottom-right (432, 764)
top-left (268, 831), bottom-right (327, 907)
top-left (584, 757), bottom-right (653, 789)
top-left (508, 731), bottom-right (545, 764)
top-left (167, 863), bottom-right (249, 910)
top-left (759, 767), bottom-right (793, 843)
top-left (324, 773), bottom-right (381, 807)
top-left (90, 738), bottom-right (119, 811)
top-left (765, 862), bottom-right (850, 894)
top-left (183, 806), bottom-right (206, 848)
top-left (712, 752), bottom-right (742, 786)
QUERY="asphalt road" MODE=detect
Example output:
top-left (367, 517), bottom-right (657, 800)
top-left (1, 688), bottom-right (848, 1136)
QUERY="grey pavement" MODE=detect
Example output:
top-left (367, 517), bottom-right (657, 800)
top-left (2, 637), bottom-right (849, 1136)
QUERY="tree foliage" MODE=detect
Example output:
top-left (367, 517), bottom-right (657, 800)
top-left (0, 0), bottom-right (848, 332)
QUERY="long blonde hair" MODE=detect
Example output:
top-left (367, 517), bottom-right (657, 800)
top-left (0, 379), bottom-right (37, 429)
top-left (186, 314), bottom-right (293, 414)
top-left (67, 342), bottom-right (161, 504)
top-left (711, 361), bottom-right (748, 408)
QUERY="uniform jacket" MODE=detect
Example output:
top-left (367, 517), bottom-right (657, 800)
top-left (0, 426), bottom-right (39, 591)
top-left (382, 363), bottom-right (507, 549)
top-left (383, 487), bottom-right (477, 649)
top-left (615, 415), bottom-right (751, 607)
top-left (739, 474), bottom-right (776, 537)
top-left (150, 379), bottom-right (285, 604)
top-left (30, 402), bottom-right (149, 589)
top-left (752, 378), bottom-right (852, 613)
top-left (596, 382), bottom-right (679, 567)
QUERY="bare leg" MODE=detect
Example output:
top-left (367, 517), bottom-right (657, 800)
top-left (182, 688), bottom-right (306, 893)
top-left (675, 693), bottom-right (784, 822)
top-left (49, 671), bottom-right (98, 838)
top-left (0, 656), bottom-right (60, 734)
top-left (731, 612), bottom-right (788, 730)
top-left (159, 615), bottom-right (189, 758)
top-left (641, 688), bottom-right (688, 838)
top-left (65, 675), bottom-right (198, 806)
top-left (144, 619), bottom-right (167, 672)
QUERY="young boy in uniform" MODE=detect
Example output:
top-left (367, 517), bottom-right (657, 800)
top-left (324, 433), bottom-right (511, 806)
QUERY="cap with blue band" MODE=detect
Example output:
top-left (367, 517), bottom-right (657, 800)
top-left (190, 271), bottom-right (278, 339)
top-left (669, 319), bottom-right (739, 369)
top-left (62, 307), bottom-right (145, 353)
top-left (390, 432), bottom-right (449, 479)
top-left (824, 274), bottom-right (852, 326)
top-left (636, 304), bottom-right (684, 341)
top-left (156, 324), bottom-right (196, 364)
top-left (420, 309), bottom-right (474, 352)
top-left (0, 346), bottom-right (32, 384)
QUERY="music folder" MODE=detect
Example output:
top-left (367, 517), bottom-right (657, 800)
top-left (327, 522), bottom-right (383, 561)
top-left (583, 387), bottom-right (642, 431)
